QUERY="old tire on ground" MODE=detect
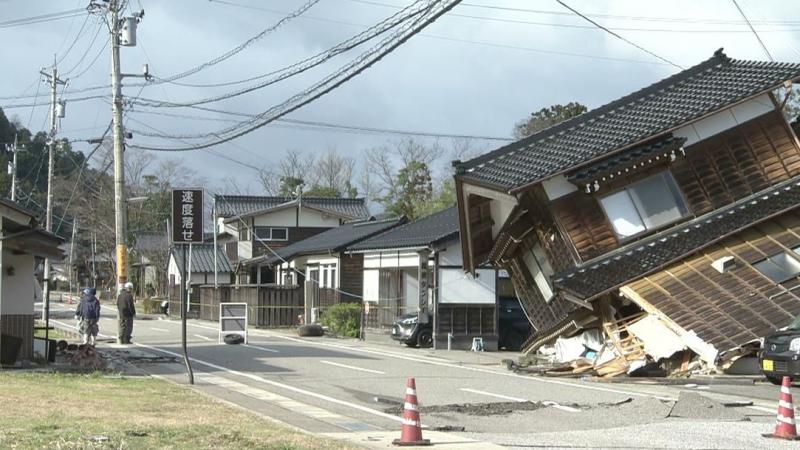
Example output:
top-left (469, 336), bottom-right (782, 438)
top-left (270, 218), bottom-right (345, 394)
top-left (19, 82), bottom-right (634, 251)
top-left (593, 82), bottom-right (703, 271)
top-left (223, 334), bottom-right (244, 345)
top-left (417, 329), bottom-right (433, 348)
top-left (297, 324), bottom-right (324, 337)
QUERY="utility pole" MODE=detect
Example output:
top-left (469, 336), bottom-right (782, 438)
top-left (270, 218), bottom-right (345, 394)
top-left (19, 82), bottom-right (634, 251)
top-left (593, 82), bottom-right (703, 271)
top-left (69, 220), bottom-right (77, 295)
top-left (40, 63), bottom-right (66, 323)
top-left (90, 0), bottom-right (148, 291)
top-left (5, 134), bottom-right (24, 202)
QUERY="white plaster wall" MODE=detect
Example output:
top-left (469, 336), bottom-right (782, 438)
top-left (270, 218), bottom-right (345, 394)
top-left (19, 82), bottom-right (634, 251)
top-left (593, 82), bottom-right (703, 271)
top-left (238, 240), bottom-right (253, 260)
top-left (1, 250), bottom-right (35, 315)
top-left (363, 269), bottom-right (380, 302)
top-left (253, 207), bottom-right (298, 227)
top-left (674, 94), bottom-right (774, 146)
top-left (439, 268), bottom-right (496, 304)
top-left (298, 207), bottom-right (341, 227)
top-left (438, 239), bottom-right (464, 267)
top-left (542, 175), bottom-right (578, 201)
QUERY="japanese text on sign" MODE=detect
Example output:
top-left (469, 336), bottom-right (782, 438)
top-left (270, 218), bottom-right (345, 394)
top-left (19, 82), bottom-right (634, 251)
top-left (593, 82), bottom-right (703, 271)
top-left (171, 189), bottom-right (204, 244)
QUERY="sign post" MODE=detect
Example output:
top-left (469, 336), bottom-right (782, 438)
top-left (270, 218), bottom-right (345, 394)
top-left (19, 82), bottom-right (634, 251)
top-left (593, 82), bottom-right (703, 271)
top-left (171, 188), bottom-right (204, 385)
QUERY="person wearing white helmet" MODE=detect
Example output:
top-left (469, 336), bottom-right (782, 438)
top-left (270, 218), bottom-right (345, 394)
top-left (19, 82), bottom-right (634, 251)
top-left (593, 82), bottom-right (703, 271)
top-left (116, 282), bottom-right (136, 344)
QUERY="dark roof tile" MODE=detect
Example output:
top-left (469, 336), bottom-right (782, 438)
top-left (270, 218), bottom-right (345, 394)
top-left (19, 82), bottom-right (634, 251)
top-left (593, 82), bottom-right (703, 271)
top-left (348, 207), bottom-right (459, 252)
top-left (456, 50), bottom-right (800, 191)
top-left (171, 244), bottom-right (233, 273)
top-left (215, 195), bottom-right (370, 219)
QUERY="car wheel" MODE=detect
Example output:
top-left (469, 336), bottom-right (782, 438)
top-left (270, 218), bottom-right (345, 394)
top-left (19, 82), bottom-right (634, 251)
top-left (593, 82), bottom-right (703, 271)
top-left (766, 375), bottom-right (788, 385)
top-left (417, 330), bottom-right (433, 348)
top-left (404, 340), bottom-right (417, 348)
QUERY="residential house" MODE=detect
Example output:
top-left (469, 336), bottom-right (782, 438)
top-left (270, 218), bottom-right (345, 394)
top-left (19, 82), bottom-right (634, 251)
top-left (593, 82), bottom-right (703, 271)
top-left (263, 216), bottom-right (405, 311)
top-left (213, 195), bottom-right (370, 284)
top-left (348, 206), bottom-right (510, 350)
top-left (131, 230), bottom-right (169, 297)
top-left (168, 243), bottom-right (234, 314)
top-left (0, 199), bottom-right (64, 365)
top-left (454, 49), bottom-right (800, 367)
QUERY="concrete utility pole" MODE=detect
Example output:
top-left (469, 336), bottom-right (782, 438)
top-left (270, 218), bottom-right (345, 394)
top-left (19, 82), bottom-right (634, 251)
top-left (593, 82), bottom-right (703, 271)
top-left (94, 0), bottom-right (148, 291)
top-left (40, 64), bottom-right (66, 322)
top-left (69, 219), bottom-right (77, 295)
top-left (5, 134), bottom-right (23, 202)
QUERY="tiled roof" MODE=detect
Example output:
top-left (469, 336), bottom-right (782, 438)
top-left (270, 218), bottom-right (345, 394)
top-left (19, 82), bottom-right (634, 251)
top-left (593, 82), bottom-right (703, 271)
top-left (170, 244), bottom-right (233, 273)
top-left (348, 207), bottom-right (459, 252)
top-left (553, 175), bottom-right (800, 299)
top-left (132, 231), bottom-right (168, 252)
top-left (456, 50), bottom-right (800, 192)
top-left (214, 195), bottom-right (369, 219)
top-left (263, 217), bottom-right (405, 265)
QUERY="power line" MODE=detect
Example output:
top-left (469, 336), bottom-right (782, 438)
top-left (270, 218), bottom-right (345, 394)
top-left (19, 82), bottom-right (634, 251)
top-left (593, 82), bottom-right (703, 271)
top-left (731, 0), bottom-right (774, 62)
top-left (62, 19), bottom-right (105, 76)
top-left (128, 108), bottom-right (512, 142)
top-left (0, 94), bottom-right (109, 110)
top-left (555, 0), bottom-right (684, 70)
top-left (132, 1), bottom-right (430, 108)
top-left (347, 0), bottom-right (800, 34)
top-left (129, 0), bottom-right (464, 151)
top-left (55, 7), bottom-right (91, 65)
top-left (0, 8), bottom-right (86, 29)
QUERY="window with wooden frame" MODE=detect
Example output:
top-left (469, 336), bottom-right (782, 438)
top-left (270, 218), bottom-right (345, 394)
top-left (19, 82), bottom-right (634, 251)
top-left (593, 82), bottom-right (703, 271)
top-left (253, 227), bottom-right (289, 241)
top-left (754, 251), bottom-right (800, 283)
top-left (598, 171), bottom-right (689, 240)
top-left (238, 222), bottom-right (249, 241)
top-left (521, 242), bottom-right (554, 301)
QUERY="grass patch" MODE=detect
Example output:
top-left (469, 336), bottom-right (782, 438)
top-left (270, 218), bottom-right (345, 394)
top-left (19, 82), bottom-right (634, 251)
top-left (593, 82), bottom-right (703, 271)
top-left (0, 372), bottom-right (354, 449)
top-left (33, 321), bottom-right (76, 341)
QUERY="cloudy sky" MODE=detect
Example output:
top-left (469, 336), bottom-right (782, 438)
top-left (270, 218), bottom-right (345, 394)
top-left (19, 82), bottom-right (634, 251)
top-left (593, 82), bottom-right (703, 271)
top-left (2, 0), bottom-right (799, 197)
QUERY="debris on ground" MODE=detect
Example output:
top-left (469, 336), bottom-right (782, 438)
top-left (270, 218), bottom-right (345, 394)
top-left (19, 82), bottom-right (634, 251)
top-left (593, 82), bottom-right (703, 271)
top-left (667, 392), bottom-right (748, 421)
top-left (68, 345), bottom-right (108, 370)
top-left (598, 397), bottom-right (633, 407)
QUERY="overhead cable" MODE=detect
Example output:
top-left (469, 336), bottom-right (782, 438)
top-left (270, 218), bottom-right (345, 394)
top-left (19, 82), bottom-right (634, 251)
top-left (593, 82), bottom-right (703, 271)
top-left (555, 0), bottom-right (684, 70)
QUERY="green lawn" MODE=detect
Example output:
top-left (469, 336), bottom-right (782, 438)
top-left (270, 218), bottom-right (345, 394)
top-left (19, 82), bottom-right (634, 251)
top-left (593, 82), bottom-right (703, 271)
top-left (34, 321), bottom-right (76, 341)
top-left (0, 372), bottom-right (354, 449)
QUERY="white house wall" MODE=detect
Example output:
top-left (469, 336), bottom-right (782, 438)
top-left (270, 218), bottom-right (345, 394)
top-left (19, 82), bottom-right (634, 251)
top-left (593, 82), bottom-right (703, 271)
top-left (438, 239), bottom-right (464, 267)
top-left (439, 268), bottom-right (496, 304)
top-left (363, 269), bottom-right (380, 302)
top-left (1, 250), bottom-right (35, 315)
top-left (251, 206), bottom-right (342, 228)
top-left (673, 93), bottom-right (774, 146)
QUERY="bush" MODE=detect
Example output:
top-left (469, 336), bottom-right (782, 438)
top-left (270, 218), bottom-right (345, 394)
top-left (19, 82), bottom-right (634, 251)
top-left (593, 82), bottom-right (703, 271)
top-left (321, 303), bottom-right (362, 338)
top-left (141, 298), bottom-right (164, 314)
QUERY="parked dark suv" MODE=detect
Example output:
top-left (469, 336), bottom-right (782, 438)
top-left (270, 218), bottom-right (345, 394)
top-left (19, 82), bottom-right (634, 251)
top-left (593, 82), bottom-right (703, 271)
top-left (760, 315), bottom-right (800, 384)
top-left (391, 313), bottom-right (433, 348)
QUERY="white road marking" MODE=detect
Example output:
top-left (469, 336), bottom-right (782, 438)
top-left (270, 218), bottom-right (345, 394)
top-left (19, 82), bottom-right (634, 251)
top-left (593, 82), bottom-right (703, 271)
top-left (461, 388), bottom-right (525, 402)
top-left (462, 388), bottom-right (580, 412)
top-left (151, 327), bottom-right (170, 333)
top-left (542, 401), bottom-right (582, 413)
top-left (194, 334), bottom-right (214, 342)
top-left (320, 360), bottom-right (385, 375)
top-left (748, 405), bottom-right (778, 414)
top-left (131, 341), bottom-right (406, 424)
top-left (199, 374), bottom-right (377, 431)
top-left (242, 343), bottom-right (279, 353)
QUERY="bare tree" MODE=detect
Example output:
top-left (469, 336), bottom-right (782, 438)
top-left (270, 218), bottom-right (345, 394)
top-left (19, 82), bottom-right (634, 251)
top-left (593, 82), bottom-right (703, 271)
top-left (258, 149), bottom-right (316, 196)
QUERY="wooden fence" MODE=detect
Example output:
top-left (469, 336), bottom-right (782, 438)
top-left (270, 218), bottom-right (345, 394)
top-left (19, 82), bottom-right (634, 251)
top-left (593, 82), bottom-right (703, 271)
top-left (168, 284), bottom-right (303, 327)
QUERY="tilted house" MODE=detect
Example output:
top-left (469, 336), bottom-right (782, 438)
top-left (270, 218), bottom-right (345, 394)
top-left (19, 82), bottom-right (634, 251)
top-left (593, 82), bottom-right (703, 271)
top-left (455, 49), bottom-right (800, 366)
top-left (264, 216), bottom-right (405, 311)
top-left (348, 206), bottom-right (510, 350)
top-left (213, 195), bottom-right (370, 284)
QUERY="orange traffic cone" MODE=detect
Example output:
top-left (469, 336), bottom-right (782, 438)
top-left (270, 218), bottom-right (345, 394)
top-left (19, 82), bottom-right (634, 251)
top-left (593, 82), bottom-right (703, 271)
top-left (764, 376), bottom-right (800, 440)
top-left (393, 378), bottom-right (430, 446)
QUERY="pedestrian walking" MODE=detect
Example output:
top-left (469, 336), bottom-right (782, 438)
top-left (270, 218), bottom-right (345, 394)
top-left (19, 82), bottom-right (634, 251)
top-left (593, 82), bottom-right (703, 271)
top-left (117, 282), bottom-right (136, 344)
top-left (75, 288), bottom-right (100, 346)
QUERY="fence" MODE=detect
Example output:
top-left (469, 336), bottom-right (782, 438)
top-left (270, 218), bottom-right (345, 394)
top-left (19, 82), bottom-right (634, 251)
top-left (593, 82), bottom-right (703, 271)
top-left (168, 284), bottom-right (303, 327)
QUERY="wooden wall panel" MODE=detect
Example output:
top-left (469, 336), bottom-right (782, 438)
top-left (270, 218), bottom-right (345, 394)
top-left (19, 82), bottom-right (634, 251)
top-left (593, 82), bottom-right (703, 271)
top-left (550, 193), bottom-right (617, 261)
top-left (673, 111), bottom-right (800, 216)
top-left (625, 210), bottom-right (800, 351)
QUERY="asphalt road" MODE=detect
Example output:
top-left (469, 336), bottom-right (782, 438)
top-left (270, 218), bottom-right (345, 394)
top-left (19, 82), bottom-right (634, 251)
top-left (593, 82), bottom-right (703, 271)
top-left (41, 298), bottom-right (798, 449)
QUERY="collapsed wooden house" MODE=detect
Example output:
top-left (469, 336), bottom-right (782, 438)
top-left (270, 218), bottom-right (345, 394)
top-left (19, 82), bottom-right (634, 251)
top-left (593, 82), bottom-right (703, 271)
top-left (454, 49), bottom-right (800, 374)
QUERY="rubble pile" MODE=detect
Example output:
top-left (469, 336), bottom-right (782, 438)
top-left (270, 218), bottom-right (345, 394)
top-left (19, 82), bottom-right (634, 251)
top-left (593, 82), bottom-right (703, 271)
top-left (67, 345), bottom-right (108, 370)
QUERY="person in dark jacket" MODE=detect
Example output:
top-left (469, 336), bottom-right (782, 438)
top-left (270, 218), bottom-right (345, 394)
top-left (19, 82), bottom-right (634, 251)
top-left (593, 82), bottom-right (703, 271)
top-left (75, 288), bottom-right (101, 346)
top-left (117, 282), bottom-right (136, 344)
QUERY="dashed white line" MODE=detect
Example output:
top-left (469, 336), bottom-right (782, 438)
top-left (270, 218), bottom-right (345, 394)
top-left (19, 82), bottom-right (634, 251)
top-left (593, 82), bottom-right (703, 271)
top-left (461, 388), bottom-right (525, 402)
top-left (132, 342), bottom-right (405, 424)
top-left (193, 334), bottom-right (214, 342)
top-left (462, 388), bottom-right (580, 413)
top-left (151, 327), bottom-right (170, 333)
top-left (242, 343), bottom-right (279, 354)
top-left (320, 360), bottom-right (385, 375)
